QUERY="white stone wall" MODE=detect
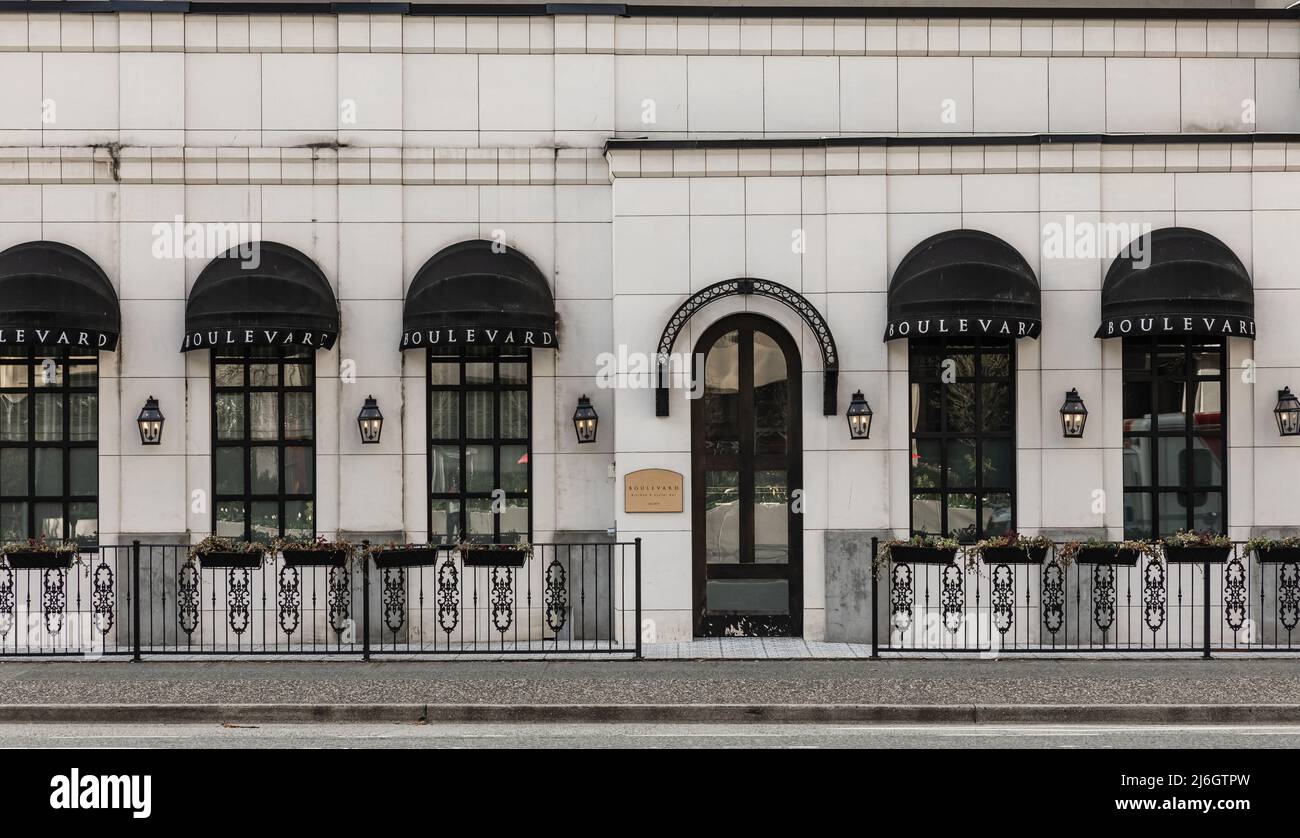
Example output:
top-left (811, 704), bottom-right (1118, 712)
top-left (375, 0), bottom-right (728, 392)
top-left (0, 10), bottom-right (1297, 641)
top-left (3, 13), bottom-right (1300, 147)
top-left (610, 145), bottom-right (1300, 640)
top-left (0, 176), bottom-right (619, 547)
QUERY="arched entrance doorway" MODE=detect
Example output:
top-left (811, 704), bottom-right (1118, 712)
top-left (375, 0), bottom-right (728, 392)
top-left (692, 314), bottom-right (803, 637)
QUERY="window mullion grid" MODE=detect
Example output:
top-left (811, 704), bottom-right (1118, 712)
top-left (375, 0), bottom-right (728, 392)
top-left (26, 348), bottom-right (35, 538)
top-left (1152, 340), bottom-right (1160, 539)
top-left (277, 355), bottom-right (286, 541)
top-left (493, 352), bottom-right (501, 544)
top-left (61, 350), bottom-right (69, 541)
top-left (241, 353), bottom-right (252, 540)
top-left (973, 343), bottom-right (984, 541)
top-left (1184, 342), bottom-right (1194, 533)
top-left (938, 340), bottom-right (948, 536)
top-left (525, 349), bottom-right (532, 542)
top-left (462, 348), bottom-right (473, 540)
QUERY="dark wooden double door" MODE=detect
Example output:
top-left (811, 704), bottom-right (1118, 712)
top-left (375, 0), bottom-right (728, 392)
top-left (692, 315), bottom-right (802, 637)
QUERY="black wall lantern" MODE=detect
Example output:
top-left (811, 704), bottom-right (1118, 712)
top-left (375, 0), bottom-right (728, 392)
top-left (1276, 387), bottom-right (1300, 437)
top-left (357, 395), bottom-right (383, 444)
top-left (136, 396), bottom-right (164, 445)
top-left (1060, 388), bottom-right (1088, 438)
top-left (846, 390), bottom-right (873, 440)
top-left (573, 394), bottom-right (598, 444)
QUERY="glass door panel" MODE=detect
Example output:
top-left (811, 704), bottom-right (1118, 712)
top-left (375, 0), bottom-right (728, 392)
top-left (693, 317), bottom-right (802, 637)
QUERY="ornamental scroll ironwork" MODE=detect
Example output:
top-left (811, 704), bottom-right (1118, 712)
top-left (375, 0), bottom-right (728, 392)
top-left (327, 568), bottom-right (351, 639)
top-left (1093, 564), bottom-right (1117, 634)
top-left (491, 568), bottom-right (514, 633)
top-left (91, 557), bottom-right (114, 636)
top-left (177, 560), bottom-right (200, 639)
top-left (940, 564), bottom-right (964, 634)
top-left (1142, 559), bottom-right (1167, 633)
top-left (654, 278), bottom-right (840, 416)
top-left (382, 568), bottom-right (406, 634)
top-left (1042, 560), bottom-right (1065, 636)
top-left (544, 558), bottom-right (568, 633)
top-left (42, 569), bottom-right (66, 635)
top-left (1280, 562), bottom-right (1300, 633)
top-left (277, 566), bottom-right (301, 636)
top-left (436, 557), bottom-right (459, 634)
top-left (991, 564), bottom-right (1015, 636)
top-left (1224, 553), bottom-right (1247, 634)
top-left (0, 564), bottom-right (14, 640)
top-left (227, 568), bottom-right (251, 635)
top-left (890, 563), bottom-right (914, 633)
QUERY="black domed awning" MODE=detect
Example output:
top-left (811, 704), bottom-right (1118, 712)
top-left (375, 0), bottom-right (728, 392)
top-left (183, 242), bottom-right (339, 351)
top-left (885, 230), bottom-right (1041, 341)
top-left (1097, 227), bottom-right (1255, 339)
top-left (0, 241), bottom-right (120, 351)
top-left (402, 240), bottom-right (556, 350)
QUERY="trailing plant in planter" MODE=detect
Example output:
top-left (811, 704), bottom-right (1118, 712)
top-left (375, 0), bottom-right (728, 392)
top-left (874, 535), bottom-right (960, 573)
top-left (971, 532), bottom-right (1054, 569)
top-left (1161, 530), bottom-right (1233, 564)
top-left (1057, 538), bottom-right (1156, 567)
top-left (189, 536), bottom-right (265, 569)
top-left (1245, 535), bottom-right (1300, 563)
top-left (273, 536), bottom-right (354, 568)
top-left (459, 541), bottom-right (531, 568)
top-left (367, 541), bottom-right (443, 567)
top-left (1, 537), bottom-right (82, 570)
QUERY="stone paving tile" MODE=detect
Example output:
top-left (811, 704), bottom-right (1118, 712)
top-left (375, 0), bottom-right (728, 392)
top-left (4, 657), bottom-right (1300, 706)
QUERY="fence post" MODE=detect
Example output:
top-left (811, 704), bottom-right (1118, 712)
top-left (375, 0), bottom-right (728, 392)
top-left (131, 540), bottom-right (142, 662)
top-left (1202, 558), bottom-right (1212, 660)
top-left (362, 540), bottom-right (371, 661)
top-left (870, 536), bottom-right (880, 660)
top-left (634, 538), bottom-right (643, 660)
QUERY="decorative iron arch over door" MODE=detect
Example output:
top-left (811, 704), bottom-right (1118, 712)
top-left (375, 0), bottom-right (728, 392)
top-left (655, 278), bottom-right (838, 416)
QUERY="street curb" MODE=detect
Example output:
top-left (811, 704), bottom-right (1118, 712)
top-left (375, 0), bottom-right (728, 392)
top-left (3, 703), bottom-right (1300, 724)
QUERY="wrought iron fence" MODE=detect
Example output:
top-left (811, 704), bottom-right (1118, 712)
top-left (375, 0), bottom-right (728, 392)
top-left (871, 539), bottom-right (1300, 655)
top-left (0, 541), bottom-right (642, 658)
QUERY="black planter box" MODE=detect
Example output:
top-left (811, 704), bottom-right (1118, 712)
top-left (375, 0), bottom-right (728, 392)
top-left (887, 545), bottom-right (958, 565)
top-left (1254, 546), bottom-right (1300, 564)
top-left (4, 550), bottom-right (75, 570)
top-left (462, 546), bottom-right (529, 568)
top-left (981, 545), bottom-right (1049, 565)
top-left (1163, 545), bottom-right (1232, 564)
top-left (281, 548), bottom-right (349, 568)
top-left (198, 550), bottom-right (265, 569)
top-left (1075, 546), bottom-right (1142, 566)
top-left (373, 547), bottom-right (442, 568)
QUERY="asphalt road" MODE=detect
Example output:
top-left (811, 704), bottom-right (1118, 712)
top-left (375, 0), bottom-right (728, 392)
top-left (5, 722), bottom-right (1300, 748)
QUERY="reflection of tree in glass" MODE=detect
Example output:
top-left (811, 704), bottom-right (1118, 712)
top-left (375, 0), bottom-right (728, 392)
top-left (911, 438), bottom-right (941, 488)
top-left (705, 471), bottom-right (738, 511)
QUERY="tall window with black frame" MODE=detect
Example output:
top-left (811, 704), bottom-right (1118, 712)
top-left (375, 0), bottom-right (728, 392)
top-left (908, 339), bottom-right (1016, 540)
top-left (1122, 338), bottom-right (1227, 538)
top-left (427, 346), bottom-right (531, 545)
top-left (212, 346), bottom-right (316, 543)
top-left (0, 348), bottom-right (99, 546)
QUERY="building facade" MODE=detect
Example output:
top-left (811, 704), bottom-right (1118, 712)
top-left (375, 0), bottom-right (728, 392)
top-left (0, 3), bottom-right (1299, 645)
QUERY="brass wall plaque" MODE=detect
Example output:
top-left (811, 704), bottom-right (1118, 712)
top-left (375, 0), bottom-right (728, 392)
top-left (624, 468), bottom-right (684, 513)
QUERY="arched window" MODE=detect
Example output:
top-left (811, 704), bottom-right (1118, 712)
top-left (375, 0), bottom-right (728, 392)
top-left (886, 230), bottom-right (1041, 540)
top-left (402, 241), bottom-right (556, 544)
top-left (0, 242), bottom-right (120, 547)
top-left (1098, 228), bottom-right (1252, 538)
top-left (184, 242), bottom-right (339, 543)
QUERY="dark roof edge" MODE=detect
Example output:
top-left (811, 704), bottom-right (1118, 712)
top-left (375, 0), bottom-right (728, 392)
top-left (605, 132), bottom-right (1300, 152)
top-left (0, 3), bottom-right (1297, 21)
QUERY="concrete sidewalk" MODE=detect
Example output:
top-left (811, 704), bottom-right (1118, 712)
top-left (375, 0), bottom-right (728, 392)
top-left (0, 659), bottom-right (1298, 723)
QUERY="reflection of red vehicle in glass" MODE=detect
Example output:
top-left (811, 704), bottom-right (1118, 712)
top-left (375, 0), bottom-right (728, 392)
top-left (1122, 410), bottom-right (1224, 487)
top-left (1194, 410), bottom-right (1222, 462)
